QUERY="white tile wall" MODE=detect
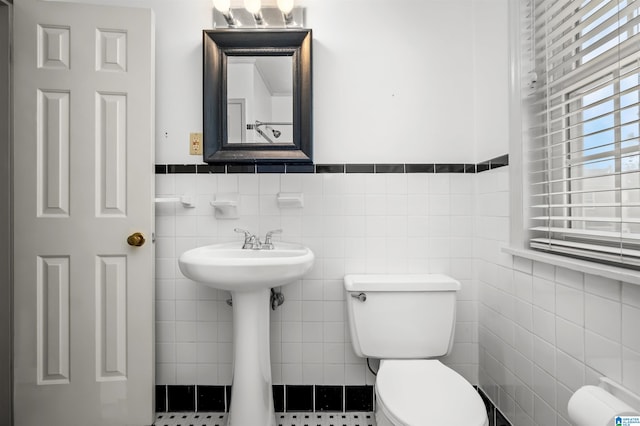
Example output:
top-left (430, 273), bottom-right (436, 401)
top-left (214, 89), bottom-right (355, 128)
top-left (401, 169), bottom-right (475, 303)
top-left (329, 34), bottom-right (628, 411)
top-left (155, 172), bottom-right (479, 387)
top-left (476, 166), bottom-right (640, 426)
top-left (156, 163), bottom-right (640, 425)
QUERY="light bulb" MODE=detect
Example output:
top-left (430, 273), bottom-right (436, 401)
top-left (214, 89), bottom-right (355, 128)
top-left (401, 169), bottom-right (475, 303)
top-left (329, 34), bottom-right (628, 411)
top-left (244, 0), bottom-right (261, 14)
top-left (277, 0), bottom-right (294, 14)
top-left (212, 0), bottom-right (230, 13)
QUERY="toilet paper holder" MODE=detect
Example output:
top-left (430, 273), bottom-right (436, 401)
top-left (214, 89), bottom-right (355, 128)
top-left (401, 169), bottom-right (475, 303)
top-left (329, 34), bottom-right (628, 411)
top-left (568, 377), bottom-right (640, 426)
top-left (598, 377), bottom-right (640, 412)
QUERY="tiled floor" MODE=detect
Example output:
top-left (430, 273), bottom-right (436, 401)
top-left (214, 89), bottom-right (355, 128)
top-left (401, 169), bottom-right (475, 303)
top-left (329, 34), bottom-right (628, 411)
top-left (154, 412), bottom-right (376, 426)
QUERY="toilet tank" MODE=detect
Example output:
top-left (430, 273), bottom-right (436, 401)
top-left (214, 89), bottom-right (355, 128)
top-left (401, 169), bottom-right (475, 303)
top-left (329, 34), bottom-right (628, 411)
top-left (344, 274), bottom-right (461, 359)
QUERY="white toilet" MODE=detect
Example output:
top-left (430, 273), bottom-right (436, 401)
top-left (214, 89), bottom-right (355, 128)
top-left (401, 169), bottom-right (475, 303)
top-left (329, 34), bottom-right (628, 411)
top-left (344, 274), bottom-right (489, 426)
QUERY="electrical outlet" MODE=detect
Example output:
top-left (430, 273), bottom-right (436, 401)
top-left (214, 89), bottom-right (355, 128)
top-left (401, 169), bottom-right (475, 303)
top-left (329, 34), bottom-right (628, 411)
top-left (189, 132), bottom-right (203, 155)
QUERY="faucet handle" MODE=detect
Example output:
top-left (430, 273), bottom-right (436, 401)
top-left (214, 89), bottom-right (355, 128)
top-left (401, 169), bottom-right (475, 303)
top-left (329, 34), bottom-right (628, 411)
top-left (234, 228), bottom-right (253, 240)
top-left (265, 229), bottom-right (282, 241)
top-left (234, 228), bottom-right (255, 249)
top-left (263, 229), bottom-right (283, 249)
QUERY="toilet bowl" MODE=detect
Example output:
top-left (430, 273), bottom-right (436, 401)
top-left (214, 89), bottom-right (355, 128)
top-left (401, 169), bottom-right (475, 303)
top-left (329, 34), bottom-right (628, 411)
top-left (374, 360), bottom-right (488, 426)
top-left (344, 274), bottom-right (489, 426)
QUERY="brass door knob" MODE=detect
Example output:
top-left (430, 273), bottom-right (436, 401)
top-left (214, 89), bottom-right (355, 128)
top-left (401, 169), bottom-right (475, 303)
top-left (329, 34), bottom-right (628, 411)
top-left (127, 232), bottom-right (146, 247)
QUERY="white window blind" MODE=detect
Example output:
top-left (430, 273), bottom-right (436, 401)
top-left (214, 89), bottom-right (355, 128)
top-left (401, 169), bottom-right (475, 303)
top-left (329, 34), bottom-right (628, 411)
top-left (528, 0), bottom-right (640, 268)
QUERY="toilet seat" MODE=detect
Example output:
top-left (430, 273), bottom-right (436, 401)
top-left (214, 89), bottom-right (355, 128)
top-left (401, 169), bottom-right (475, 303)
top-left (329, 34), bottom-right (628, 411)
top-left (376, 359), bottom-right (488, 426)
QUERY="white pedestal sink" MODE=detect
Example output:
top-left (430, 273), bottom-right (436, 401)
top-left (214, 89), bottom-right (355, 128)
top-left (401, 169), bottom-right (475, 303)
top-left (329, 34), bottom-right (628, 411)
top-left (178, 241), bottom-right (314, 426)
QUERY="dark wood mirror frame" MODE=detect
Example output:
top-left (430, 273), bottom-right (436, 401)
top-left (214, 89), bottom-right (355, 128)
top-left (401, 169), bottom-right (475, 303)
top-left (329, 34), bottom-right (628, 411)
top-left (203, 29), bottom-right (312, 163)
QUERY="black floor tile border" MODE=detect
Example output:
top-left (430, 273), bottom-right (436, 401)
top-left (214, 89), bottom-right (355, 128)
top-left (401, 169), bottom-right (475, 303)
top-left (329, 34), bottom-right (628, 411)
top-left (157, 384), bottom-right (508, 423)
top-left (155, 154), bottom-right (509, 175)
top-left (315, 385), bottom-right (343, 412)
top-left (166, 385), bottom-right (195, 412)
top-left (273, 385), bottom-right (285, 412)
top-left (197, 385), bottom-right (226, 412)
top-left (286, 385), bottom-right (314, 411)
top-left (155, 385), bottom-right (167, 413)
top-left (475, 386), bottom-right (513, 426)
top-left (156, 384), bottom-right (374, 413)
top-left (345, 386), bottom-right (374, 412)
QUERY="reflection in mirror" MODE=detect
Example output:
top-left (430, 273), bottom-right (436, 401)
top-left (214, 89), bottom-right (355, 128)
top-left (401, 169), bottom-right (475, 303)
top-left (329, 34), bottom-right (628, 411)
top-left (227, 56), bottom-right (293, 145)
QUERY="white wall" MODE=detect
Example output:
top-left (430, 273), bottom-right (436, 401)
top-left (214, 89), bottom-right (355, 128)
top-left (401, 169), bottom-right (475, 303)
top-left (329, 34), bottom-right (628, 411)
top-left (70, 0), bottom-right (508, 164)
top-left (306, 0), bottom-right (477, 163)
top-left (252, 64), bottom-right (272, 139)
top-left (472, 0), bottom-right (510, 161)
top-left (227, 62), bottom-right (258, 142)
top-left (271, 96), bottom-right (293, 141)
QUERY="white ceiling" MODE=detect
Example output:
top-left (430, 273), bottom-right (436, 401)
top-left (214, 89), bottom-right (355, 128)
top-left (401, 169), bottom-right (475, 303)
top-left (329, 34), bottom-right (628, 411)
top-left (254, 56), bottom-right (293, 96)
top-left (229, 56), bottom-right (293, 96)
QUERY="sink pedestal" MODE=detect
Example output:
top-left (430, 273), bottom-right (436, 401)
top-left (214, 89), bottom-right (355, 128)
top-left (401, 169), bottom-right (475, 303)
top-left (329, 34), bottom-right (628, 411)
top-left (227, 288), bottom-right (276, 426)
top-left (177, 241), bottom-right (315, 426)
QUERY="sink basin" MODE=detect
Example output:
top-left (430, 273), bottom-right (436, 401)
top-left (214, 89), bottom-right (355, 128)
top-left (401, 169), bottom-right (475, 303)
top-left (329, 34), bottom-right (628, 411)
top-left (178, 241), bottom-right (314, 291)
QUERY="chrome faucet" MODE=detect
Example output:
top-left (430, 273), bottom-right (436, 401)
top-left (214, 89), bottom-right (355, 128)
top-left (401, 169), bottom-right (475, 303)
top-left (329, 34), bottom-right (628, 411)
top-left (234, 228), bottom-right (283, 250)
top-left (234, 228), bottom-right (261, 249)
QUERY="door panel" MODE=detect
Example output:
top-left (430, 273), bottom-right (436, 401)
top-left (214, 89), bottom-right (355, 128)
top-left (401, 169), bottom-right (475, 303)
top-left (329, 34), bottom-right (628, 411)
top-left (14, 0), bottom-right (155, 424)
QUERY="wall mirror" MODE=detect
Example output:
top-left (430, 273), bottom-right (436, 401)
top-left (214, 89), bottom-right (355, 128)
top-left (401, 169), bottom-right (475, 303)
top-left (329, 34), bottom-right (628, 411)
top-left (203, 29), bottom-right (312, 163)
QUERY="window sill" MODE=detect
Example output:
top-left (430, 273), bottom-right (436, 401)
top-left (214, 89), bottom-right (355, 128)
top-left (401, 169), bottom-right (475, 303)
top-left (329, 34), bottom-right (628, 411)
top-left (502, 247), bottom-right (640, 286)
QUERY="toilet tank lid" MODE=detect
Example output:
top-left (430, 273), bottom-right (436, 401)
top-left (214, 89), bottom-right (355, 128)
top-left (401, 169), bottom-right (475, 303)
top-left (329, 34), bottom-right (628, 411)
top-left (344, 274), bottom-right (461, 292)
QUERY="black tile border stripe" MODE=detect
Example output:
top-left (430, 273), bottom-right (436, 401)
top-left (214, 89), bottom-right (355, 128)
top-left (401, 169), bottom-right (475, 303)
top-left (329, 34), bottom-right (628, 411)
top-left (156, 384), bottom-right (375, 413)
top-left (167, 164), bottom-right (197, 174)
top-left (315, 164), bottom-right (345, 173)
top-left (156, 384), bottom-right (509, 423)
top-left (155, 154), bottom-right (509, 175)
top-left (166, 385), bottom-right (195, 412)
top-left (315, 385), bottom-right (343, 412)
top-left (226, 163), bottom-right (255, 174)
top-left (285, 385), bottom-right (314, 411)
top-left (345, 385), bottom-right (374, 412)
top-left (435, 163), bottom-right (465, 173)
top-left (405, 163), bottom-right (435, 173)
top-left (155, 385), bottom-right (167, 413)
top-left (286, 163), bottom-right (315, 173)
top-left (375, 164), bottom-right (404, 173)
top-left (257, 163), bottom-right (286, 173)
top-left (475, 386), bottom-right (513, 426)
top-left (273, 385), bottom-right (285, 412)
top-left (196, 385), bottom-right (226, 412)
top-left (346, 163), bottom-right (374, 173)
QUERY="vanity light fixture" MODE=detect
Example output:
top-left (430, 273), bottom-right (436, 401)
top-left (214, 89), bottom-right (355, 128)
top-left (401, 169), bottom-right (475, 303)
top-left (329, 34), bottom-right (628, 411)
top-left (277, 0), bottom-right (294, 25)
top-left (244, 0), bottom-right (264, 25)
top-left (212, 0), bottom-right (236, 27)
top-left (212, 0), bottom-right (301, 28)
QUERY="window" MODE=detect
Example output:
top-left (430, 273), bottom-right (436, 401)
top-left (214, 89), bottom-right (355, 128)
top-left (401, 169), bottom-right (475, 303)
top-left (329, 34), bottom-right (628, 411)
top-left (528, 0), bottom-right (640, 268)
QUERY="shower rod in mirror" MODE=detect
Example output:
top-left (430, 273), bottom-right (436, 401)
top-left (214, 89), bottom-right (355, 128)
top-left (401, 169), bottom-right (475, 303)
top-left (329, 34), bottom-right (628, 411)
top-left (247, 121), bottom-right (292, 144)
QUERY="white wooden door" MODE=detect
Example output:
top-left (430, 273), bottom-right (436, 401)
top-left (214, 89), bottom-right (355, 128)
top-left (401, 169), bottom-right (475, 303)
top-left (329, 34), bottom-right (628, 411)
top-left (13, 0), bottom-right (155, 424)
